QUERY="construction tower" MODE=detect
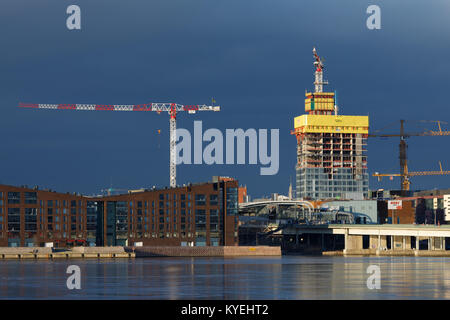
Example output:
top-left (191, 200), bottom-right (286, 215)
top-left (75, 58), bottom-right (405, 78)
top-left (291, 48), bottom-right (369, 200)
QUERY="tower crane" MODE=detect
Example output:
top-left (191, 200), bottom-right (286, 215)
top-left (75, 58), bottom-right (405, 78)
top-left (312, 47), bottom-right (328, 93)
top-left (369, 120), bottom-right (450, 192)
top-left (18, 101), bottom-right (220, 188)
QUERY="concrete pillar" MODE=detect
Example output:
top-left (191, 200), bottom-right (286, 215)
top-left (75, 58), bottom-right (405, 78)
top-left (344, 229), bottom-right (349, 252)
top-left (416, 236), bottom-right (419, 250)
top-left (403, 236), bottom-right (406, 249)
top-left (444, 237), bottom-right (446, 251)
top-left (390, 236), bottom-right (394, 250)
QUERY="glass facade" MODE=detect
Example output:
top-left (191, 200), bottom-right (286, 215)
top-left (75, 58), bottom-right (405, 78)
top-left (226, 188), bottom-right (238, 215)
top-left (296, 167), bottom-right (369, 199)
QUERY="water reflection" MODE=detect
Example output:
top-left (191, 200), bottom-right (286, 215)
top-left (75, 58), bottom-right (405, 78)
top-left (1, 256), bottom-right (450, 299)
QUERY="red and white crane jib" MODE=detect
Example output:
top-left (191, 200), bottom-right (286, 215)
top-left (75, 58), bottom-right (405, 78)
top-left (18, 101), bottom-right (220, 188)
top-left (18, 102), bottom-right (220, 114)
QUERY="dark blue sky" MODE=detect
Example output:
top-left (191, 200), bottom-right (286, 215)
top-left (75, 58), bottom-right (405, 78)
top-left (1, 0), bottom-right (450, 197)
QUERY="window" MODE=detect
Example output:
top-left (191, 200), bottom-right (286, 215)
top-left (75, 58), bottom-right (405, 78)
top-left (195, 209), bottom-right (206, 231)
top-left (226, 188), bottom-right (238, 215)
top-left (25, 208), bottom-right (37, 231)
top-left (195, 194), bottom-right (206, 206)
top-left (209, 194), bottom-right (218, 206)
top-left (8, 192), bottom-right (20, 204)
top-left (8, 208), bottom-right (20, 231)
top-left (210, 209), bottom-right (219, 231)
top-left (24, 192), bottom-right (37, 204)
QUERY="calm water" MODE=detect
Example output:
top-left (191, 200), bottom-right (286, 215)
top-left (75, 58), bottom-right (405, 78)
top-left (1, 256), bottom-right (450, 299)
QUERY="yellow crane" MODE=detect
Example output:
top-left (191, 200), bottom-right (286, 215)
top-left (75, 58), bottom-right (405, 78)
top-left (374, 161), bottom-right (450, 191)
top-left (370, 120), bottom-right (450, 192)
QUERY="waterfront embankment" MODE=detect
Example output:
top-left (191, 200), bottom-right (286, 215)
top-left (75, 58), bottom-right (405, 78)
top-left (0, 246), bottom-right (134, 259)
top-left (126, 246), bottom-right (281, 257)
top-left (322, 249), bottom-right (450, 257)
top-left (0, 245), bottom-right (281, 259)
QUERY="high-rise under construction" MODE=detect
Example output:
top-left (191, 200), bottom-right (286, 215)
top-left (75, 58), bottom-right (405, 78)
top-left (292, 48), bottom-right (369, 200)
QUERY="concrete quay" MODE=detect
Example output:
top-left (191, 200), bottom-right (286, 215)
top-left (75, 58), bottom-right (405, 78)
top-left (0, 247), bottom-right (135, 259)
top-left (0, 246), bottom-right (281, 259)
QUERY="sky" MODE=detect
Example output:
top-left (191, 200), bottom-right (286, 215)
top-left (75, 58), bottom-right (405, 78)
top-left (1, 0), bottom-right (450, 198)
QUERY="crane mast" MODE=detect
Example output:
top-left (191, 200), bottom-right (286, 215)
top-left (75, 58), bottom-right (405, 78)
top-left (312, 47), bottom-right (328, 93)
top-left (169, 104), bottom-right (177, 188)
top-left (18, 101), bottom-right (220, 188)
top-left (370, 120), bottom-right (450, 192)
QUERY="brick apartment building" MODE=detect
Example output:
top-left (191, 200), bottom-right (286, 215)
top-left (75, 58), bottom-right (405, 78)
top-left (0, 177), bottom-right (239, 247)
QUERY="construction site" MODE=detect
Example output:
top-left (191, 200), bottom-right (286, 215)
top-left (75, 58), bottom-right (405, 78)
top-left (237, 48), bottom-right (450, 252)
top-left (2, 48), bottom-right (450, 251)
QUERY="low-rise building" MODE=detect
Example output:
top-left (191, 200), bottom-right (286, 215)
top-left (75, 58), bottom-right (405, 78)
top-left (318, 200), bottom-right (378, 224)
top-left (0, 178), bottom-right (239, 247)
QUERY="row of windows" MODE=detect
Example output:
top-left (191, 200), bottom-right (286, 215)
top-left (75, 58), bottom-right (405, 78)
top-left (0, 206), bottom-right (221, 218)
top-left (1, 193), bottom-right (223, 208)
top-left (0, 193), bottom-right (84, 207)
top-left (0, 207), bottom-right (85, 216)
top-left (6, 223), bottom-right (84, 232)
